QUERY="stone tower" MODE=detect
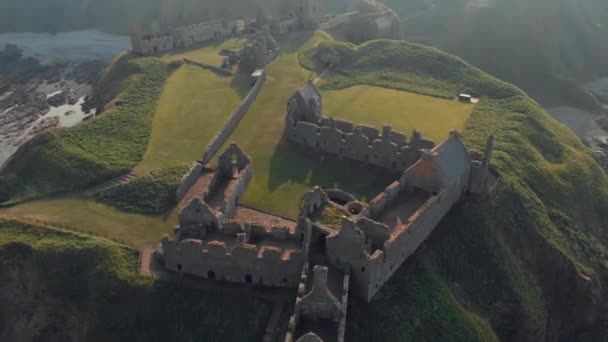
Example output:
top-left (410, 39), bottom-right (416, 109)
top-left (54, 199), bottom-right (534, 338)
top-left (297, 0), bottom-right (325, 28)
top-left (483, 135), bottom-right (494, 168)
top-left (130, 25), bottom-right (144, 54)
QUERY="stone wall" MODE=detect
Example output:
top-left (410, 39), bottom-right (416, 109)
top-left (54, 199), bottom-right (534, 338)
top-left (161, 220), bottom-right (308, 288)
top-left (139, 34), bottom-right (174, 54)
top-left (182, 58), bottom-right (233, 76)
top-left (201, 70), bottom-right (266, 164)
top-left (325, 164), bottom-right (472, 301)
top-left (176, 162), bottom-right (205, 202)
top-left (286, 83), bottom-right (435, 173)
top-left (135, 19), bottom-right (236, 55)
top-left (320, 11), bottom-right (359, 31)
top-left (297, 266), bottom-right (343, 322)
top-left (286, 265), bottom-right (350, 342)
top-left (286, 115), bottom-right (434, 172)
top-left (221, 165), bottom-right (252, 217)
top-left (368, 181), bottom-right (401, 218)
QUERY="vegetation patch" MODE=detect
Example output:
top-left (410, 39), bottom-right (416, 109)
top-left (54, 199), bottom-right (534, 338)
top-left (97, 165), bottom-right (189, 215)
top-left (348, 260), bottom-right (499, 341)
top-left (310, 204), bottom-right (349, 230)
top-left (0, 218), bottom-right (270, 341)
top-left (0, 54), bottom-right (168, 204)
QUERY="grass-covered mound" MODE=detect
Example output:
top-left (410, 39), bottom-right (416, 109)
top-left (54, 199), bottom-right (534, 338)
top-left (300, 38), bottom-right (518, 99)
top-left (97, 165), bottom-right (189, 215)
top-left (0, 54), bottom-right (168, 204)
top-left (297, 36), bottom-right (608, 340)
top-left (0, 218), bottom-right (270, 341)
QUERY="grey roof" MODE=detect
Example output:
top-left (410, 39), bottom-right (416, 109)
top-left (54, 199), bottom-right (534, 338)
top-left (432, 136), bottom-right (471, 187)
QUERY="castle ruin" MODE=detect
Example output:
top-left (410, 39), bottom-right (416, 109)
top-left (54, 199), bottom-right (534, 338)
top-left (159, 144), bottom-right (310, 288)
top-left (131, 19), bottom-right (238, 55)
top-left (155, 81), bottom-right (498, 342)
top-left (131, 0), bottom-right (325, 56)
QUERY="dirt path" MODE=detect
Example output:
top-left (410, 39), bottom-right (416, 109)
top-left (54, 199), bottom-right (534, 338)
top-left (139, 245), bottom-right (155, 276)
top-left (82, 171), bottom-right (137, 197)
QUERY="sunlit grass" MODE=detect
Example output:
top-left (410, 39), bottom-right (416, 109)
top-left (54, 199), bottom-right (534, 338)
top-left (322, 85), bottom-right (475, 142)
top-left (135, 64), bottom-right (244, 173)
top-left (0, 197), bottom-right (177, 248)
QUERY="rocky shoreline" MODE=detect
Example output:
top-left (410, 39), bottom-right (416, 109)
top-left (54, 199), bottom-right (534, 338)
top-left (0, 44), bottom-right (104, 167)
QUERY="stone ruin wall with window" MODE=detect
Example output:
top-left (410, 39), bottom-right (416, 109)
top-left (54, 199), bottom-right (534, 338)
top-left (285, 82), bottom-right (436, 173)
top-left (157, 144), bottom-right (312, 288)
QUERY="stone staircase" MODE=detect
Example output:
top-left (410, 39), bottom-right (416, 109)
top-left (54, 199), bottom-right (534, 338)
top-left (83, 171), bottom-right (137, 197)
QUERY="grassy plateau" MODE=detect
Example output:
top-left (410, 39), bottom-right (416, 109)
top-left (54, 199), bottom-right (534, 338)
top-left (321, 85), bottom-right (474, 142)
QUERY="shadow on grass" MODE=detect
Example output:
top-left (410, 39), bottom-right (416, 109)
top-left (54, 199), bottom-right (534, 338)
top-left (267, 133), bottom-right (399, 201)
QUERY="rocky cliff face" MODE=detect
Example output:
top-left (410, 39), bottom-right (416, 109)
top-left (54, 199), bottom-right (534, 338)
top-left (0, 243), bottom-right (90, 341)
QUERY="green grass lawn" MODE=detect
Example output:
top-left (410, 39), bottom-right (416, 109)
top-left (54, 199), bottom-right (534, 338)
top-left (135, 64), bottom-right (244, 173)
top-left (0, 198), bottom-right (177, 248)
top-left (161, 38), bottom-right (245, 65)
top-left (217, 32), bottom-right (397, 218)
top-left (321, 85), bottom-right (475, 142)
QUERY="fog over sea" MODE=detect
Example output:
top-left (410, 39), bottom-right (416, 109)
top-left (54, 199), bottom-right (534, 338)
top-left (0, 30), bottom-right (130, 63)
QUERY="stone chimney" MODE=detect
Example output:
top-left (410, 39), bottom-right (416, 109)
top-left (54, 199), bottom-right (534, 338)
top-left (312, 265), bottom-right (329, 290)
top-left (483, 135), bottom-right (494, 167)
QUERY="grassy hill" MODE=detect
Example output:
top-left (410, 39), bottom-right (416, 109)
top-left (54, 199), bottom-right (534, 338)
top-left (0, 53), bottom-right (168, 203)
top-left (300, 36), bottom-right (608, 340)
top-left (0, 218), bottom-right (270, 341)
top-left (381, 0), bottom-right (608, 109)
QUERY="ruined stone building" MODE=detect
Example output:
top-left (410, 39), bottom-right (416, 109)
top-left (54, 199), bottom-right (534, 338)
top-left (320, 0), bottom-right (401, 42)
top-left (131, 19), bottom-right (238, 55)
top-left (262, 0), bottom-right (326, 32)
top-left (155, 83), bottom-right (498, 342)
top-left (131, 0), bottom-right (325, 54)
top-left (239, 27), bottom-right (279, 71)
top-left (158, 144), bottom-right (310, 288)
top-left (286, 81), bottom-right (435, 172)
